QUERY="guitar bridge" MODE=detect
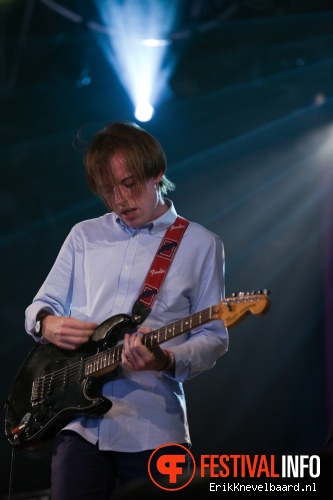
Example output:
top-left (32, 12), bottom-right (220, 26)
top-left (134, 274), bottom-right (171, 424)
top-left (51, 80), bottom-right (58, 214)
top-left (31, 374), bottom-right (52, 404)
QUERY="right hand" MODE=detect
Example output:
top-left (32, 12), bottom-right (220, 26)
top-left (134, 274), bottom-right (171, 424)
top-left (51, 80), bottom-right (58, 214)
top-left (41, 316), bottom-right (98, 350)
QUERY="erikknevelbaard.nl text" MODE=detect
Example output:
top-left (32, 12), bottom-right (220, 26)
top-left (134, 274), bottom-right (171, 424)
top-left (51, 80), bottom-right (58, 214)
top-left (209, 482), bottom-right (316, 492)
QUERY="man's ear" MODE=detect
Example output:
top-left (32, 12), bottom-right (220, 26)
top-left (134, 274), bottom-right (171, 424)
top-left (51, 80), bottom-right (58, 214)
top-left (154, 171), bottom-right (164, 184)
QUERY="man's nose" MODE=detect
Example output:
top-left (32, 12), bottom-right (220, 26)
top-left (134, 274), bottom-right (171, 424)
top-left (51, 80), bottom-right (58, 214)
top-left (113, 185), bottom-right (127, 204)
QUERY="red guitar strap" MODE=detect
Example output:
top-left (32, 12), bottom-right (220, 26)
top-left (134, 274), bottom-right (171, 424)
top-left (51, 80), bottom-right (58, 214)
top-left (131, 215), bottom-right (189, 324)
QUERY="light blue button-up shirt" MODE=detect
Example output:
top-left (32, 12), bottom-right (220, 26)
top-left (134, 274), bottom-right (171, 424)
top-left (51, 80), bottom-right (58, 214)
top-left (25, 201), bottom-right (228, 451)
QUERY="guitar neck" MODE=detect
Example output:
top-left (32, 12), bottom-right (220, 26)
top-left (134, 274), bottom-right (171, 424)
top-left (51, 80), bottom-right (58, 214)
top-left (83, 290), bottom-right (270, 378)
top-left (144, 305), bottom-right (214, 348)
top-left (84, 305), bottom-right (216, 377)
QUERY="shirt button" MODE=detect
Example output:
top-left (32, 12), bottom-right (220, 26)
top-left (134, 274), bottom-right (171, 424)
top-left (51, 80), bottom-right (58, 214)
top-left (124, 265), bottom-right (129, 271)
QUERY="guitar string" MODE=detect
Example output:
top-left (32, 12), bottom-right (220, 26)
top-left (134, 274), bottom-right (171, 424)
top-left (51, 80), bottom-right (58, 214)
top-left (33, 294), bottom-right (265, 398)
top-left (32, 306), bottom-right (216, 397)
top-left (41, 308), bottom-right (212, 386)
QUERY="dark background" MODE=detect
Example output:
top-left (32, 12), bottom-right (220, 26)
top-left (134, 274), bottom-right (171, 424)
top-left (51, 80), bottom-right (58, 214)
top-left (1, 0), bottom-right (333, 498)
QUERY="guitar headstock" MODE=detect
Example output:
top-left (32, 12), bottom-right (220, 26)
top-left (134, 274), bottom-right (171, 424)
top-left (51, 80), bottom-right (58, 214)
top-left (213, 290), bottom-right (271, 328)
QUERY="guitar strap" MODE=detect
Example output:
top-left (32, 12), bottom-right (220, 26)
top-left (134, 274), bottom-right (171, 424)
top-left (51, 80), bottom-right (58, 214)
top-left (131, 215), bottom-right (189, 324)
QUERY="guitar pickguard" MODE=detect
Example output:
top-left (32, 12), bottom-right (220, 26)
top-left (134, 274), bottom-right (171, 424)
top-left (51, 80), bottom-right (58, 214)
top-left (5, 343), bottom-right (111, 451)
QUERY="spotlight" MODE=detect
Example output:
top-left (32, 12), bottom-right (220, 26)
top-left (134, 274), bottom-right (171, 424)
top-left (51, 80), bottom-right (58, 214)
top-left (93, 1), bottom-right (180, 122)
top-left (135, 101), bottom-right (154, 122)
top-left (142, 38), bottom-right (171, 47)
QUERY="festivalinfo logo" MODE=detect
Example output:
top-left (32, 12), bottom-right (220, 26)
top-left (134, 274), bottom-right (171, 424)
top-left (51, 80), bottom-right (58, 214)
top-left (148, 444), bottom-right (320, 492)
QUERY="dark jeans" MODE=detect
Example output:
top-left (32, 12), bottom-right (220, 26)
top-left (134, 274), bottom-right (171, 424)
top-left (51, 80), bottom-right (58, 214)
top-left (51, 431), bottom-right (190, 500)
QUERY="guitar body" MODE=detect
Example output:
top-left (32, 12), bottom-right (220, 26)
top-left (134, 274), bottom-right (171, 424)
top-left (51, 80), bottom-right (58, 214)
top-left (4, 291), bottom-right (270, 453)
top-left (5, 313), bottom-right (136, 452)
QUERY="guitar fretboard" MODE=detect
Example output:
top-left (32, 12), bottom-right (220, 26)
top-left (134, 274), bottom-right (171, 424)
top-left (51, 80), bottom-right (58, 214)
top-left (84, 305), bottom-right (215, 376)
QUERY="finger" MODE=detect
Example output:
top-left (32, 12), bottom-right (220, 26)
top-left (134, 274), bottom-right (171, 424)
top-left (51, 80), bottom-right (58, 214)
top-left (138, 327), bottom-right (152, 335)
top-left (46, 317), bottom-right (97, 340)
top-left (122, 334), bottom-right (132, 363)
top-left (123, 333), bottom-right (130, 351)
top-left (62, 318), bottom-right (98, 332)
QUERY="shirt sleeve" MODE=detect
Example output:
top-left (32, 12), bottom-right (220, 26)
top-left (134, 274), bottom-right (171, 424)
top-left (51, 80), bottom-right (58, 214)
top-left (25, 229), bottom-right (75, 338)
top-left (165, 232), bottom-right (229, 382)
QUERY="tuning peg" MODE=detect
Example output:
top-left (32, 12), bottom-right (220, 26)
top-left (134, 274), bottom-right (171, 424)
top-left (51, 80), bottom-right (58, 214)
top-left (230, 289), bottom-right (270, 298)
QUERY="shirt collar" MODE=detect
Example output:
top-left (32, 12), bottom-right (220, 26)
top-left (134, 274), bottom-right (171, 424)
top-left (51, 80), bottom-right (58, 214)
top-left (114, 199), bottom-right (178, 235)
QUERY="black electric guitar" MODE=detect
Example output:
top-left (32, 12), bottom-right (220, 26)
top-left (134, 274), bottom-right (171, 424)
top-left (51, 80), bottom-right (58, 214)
top-left (5, 290), bottom-right (270, 452)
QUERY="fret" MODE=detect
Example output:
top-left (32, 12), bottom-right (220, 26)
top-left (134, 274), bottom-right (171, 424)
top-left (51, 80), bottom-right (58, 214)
top-left (183, 319), bottom-right (190, 329)
top-left (107, 350), bottom-right (115, 365)
top-left (85, 361), bottom-right (91, 376)
top-left (144, 334), bottom-right (153, 349)
top-left (85, 357), bottom-right (96, 375)
top-left (101, 352), bottom-right (108, 369)
top-left (116, 347), bottom-right (122, 363)
top-left (93, 357), bottom-right (98, 373)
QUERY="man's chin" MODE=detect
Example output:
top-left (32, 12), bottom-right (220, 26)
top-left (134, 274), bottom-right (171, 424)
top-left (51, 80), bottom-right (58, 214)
top-left (120, 210), bottom-right (140, 226)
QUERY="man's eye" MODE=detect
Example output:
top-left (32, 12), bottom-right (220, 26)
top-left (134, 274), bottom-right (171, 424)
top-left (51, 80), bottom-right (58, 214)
top-left (123, 181), bottom-right (135, 189)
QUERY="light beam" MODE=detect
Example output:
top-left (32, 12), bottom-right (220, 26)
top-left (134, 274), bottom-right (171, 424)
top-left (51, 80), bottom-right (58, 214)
top-left (94, 0), bottom-right (181, 122)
